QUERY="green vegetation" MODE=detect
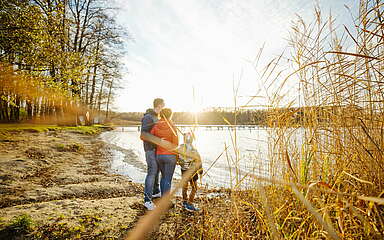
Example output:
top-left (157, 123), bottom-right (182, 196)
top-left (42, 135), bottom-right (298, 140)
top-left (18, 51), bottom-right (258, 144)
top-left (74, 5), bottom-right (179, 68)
top-left (55, 142), bottom-right (84, 152)
top-left (0, 214), bottom-right (34, 239)
top-left (62, 125), bottom-right (105, 135)
top-left (0, 213), bottom-right (127, 240)
top-left (9, 214), bottom-right (33, 234)
top-left (0, 124), bottom-right (106, 135)
top-left (33, 214), bottom-right (105, 239)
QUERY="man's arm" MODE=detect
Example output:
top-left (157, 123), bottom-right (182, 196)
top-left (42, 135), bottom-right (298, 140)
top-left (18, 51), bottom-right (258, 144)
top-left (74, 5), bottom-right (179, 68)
top-left (141, 115), bottom-right (154, 133)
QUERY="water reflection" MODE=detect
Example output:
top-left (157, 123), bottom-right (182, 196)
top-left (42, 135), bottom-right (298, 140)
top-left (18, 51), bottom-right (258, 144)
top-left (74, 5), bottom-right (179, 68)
top-left (101, 126), bottom-right (272, 188)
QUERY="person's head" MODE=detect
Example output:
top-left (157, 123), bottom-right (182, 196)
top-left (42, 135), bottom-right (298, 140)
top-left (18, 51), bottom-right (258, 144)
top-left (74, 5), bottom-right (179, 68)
top-left (153, 98), bottom-right (165, 114)
top-left (160, 108), bottom-right (172, 120)
top-left (183, 132), bottom-right (194, 144)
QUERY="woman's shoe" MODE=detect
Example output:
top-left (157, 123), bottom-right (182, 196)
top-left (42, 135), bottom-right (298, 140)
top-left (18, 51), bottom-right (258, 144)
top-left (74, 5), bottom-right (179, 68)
top-left (144, 201), bottom-right (156, 210)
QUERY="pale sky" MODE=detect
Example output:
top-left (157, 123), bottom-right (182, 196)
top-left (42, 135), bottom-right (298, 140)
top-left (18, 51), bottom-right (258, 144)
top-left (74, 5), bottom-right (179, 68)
top-left (112, 0), bottom-right (357, 112)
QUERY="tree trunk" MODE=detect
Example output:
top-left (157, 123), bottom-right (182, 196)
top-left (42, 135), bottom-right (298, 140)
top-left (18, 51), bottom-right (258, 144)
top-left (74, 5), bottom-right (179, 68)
top-left (89, 65), bottom-right (97, 109)
top-left (89, 41), bottom-right (100, 109)
top-left (97, 75), bottom-right (105, 112)
top-left (33, 98), bottom-right (39, 120)
top-left (85, 68), bottom-right (91, 105)
top-left (14, 95), bottom-right (20, 122)
top-left (78, 0), bottom-right (92, 53)
top-left (27, 98), bottom-right (33, 120)
top-left (106, 79), bottom-right (113, 119)
top-left (42, 97), bottom-right (47, 121)
top-left (0, 98), bottom-right (4, 122)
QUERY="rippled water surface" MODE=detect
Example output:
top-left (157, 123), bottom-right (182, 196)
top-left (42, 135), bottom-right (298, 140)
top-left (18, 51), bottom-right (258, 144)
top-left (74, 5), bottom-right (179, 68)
top-left (101, 126), bottom-right (273, 188)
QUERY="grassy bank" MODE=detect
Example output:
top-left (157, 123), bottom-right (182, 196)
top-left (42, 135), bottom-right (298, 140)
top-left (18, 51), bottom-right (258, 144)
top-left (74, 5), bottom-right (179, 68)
top-left (0, 124), bottom-right (113, 135)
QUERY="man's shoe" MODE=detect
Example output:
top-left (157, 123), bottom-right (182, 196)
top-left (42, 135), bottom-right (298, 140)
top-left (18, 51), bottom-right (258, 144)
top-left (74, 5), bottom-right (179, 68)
top-left (144, 201), bottom-right (155, 210)
top-left (152, 192), bottom-right (161, 198)
top-left (183, 202), bottom-right (199, 212)
top-left (189, 204), bottom-right (200, 211)
top-left (182, 201), bottom-right (189, 210)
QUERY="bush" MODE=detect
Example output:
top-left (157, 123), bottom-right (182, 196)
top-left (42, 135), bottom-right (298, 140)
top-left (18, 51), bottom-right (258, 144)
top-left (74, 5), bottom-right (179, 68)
top-left (0, 214), bottom-right (34, 239)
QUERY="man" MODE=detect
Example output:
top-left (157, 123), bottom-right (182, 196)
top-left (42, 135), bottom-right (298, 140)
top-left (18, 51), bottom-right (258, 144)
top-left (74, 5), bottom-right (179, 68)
top-left (141, 98), bottom-right (165, 210)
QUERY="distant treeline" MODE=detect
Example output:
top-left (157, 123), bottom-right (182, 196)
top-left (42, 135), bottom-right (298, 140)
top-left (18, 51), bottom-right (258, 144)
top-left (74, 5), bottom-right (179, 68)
top-left (173, 110), bottom-right (268, 125)
top-left (111, 104), bottom-right (375, 126)
top-left (111, 109), bottom-right (267, 125)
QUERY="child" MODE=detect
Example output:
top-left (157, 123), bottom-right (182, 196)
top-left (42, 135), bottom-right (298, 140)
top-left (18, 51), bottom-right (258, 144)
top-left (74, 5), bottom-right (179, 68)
top-left (178, 132), bottom-right (203, 212)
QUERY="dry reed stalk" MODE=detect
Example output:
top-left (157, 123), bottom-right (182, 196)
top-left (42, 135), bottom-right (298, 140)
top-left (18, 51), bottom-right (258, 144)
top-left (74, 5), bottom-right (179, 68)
top-left (125, 1), bottom-right (384, 239)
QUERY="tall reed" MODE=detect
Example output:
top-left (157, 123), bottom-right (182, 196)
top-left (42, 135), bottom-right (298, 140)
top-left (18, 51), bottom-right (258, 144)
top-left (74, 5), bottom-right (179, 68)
top-left (264, 1), bottom-right (384, 239)
top-left (126, 1), bottom-right (383, 239)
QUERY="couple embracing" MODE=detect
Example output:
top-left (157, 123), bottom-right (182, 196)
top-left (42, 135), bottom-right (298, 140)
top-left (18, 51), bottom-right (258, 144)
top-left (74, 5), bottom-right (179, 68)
top-left (140, 98), bottom-right (201, 212)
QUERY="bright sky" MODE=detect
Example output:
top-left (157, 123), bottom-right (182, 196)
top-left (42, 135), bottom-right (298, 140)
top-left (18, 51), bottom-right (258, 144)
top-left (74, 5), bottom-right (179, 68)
top-left (112, 0), bottom-right (357, 112)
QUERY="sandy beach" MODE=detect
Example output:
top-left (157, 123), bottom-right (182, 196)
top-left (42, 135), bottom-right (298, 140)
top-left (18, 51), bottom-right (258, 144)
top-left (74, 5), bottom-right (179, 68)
top-left (0, 127), bottom-right (147, 239)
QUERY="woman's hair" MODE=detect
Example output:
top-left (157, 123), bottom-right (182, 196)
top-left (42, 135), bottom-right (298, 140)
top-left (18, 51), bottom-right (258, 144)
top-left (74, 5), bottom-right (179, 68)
top-left (160, 108), bottom-right (172, 119)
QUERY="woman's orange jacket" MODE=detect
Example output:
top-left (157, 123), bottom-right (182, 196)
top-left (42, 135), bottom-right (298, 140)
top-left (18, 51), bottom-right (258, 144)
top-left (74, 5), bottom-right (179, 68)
top-left (150, 119), bottom-right (179, 155)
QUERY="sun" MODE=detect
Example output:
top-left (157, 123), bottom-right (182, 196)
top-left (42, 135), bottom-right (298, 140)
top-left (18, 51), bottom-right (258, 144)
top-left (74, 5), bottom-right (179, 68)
top-left (190, 105), bottom-right (202, 114)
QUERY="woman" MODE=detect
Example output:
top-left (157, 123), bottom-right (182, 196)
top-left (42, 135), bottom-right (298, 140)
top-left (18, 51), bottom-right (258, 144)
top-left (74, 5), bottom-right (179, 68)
top-left (150, 108), bottom-right (178, 196)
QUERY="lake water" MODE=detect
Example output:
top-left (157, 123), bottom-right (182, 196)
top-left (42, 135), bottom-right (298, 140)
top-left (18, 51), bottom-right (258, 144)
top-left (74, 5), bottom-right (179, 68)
top-left (100, 126), bottom-right (274, 188)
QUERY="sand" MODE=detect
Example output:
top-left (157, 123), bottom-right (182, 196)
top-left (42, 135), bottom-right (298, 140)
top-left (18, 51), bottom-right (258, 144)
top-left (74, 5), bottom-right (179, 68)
top-left (0, 129), bottom-right (145, 238)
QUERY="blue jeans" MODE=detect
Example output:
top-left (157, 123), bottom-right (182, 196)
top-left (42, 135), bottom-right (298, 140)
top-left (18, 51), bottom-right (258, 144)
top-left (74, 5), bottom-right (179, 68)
top-left (157, 154), bottom-right (176, 196)
top-left (144, 150), bottom-right (160, 202)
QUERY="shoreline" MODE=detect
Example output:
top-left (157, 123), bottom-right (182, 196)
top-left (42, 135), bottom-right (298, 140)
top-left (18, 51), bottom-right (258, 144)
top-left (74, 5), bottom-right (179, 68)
top-left (0, 126), bottom-right (230, 239)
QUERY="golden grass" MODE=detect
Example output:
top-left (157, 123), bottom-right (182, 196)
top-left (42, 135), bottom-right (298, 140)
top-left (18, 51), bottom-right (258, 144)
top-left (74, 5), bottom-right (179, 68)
top-left (258, 1), bottom-right (384, 239)
top-left (126, 1), bottom-right (383, 239)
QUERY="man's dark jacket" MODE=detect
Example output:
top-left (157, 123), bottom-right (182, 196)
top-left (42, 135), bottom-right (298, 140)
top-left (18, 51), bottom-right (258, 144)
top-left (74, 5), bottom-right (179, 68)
top-left (141, 108), bottom-right (158, 151)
